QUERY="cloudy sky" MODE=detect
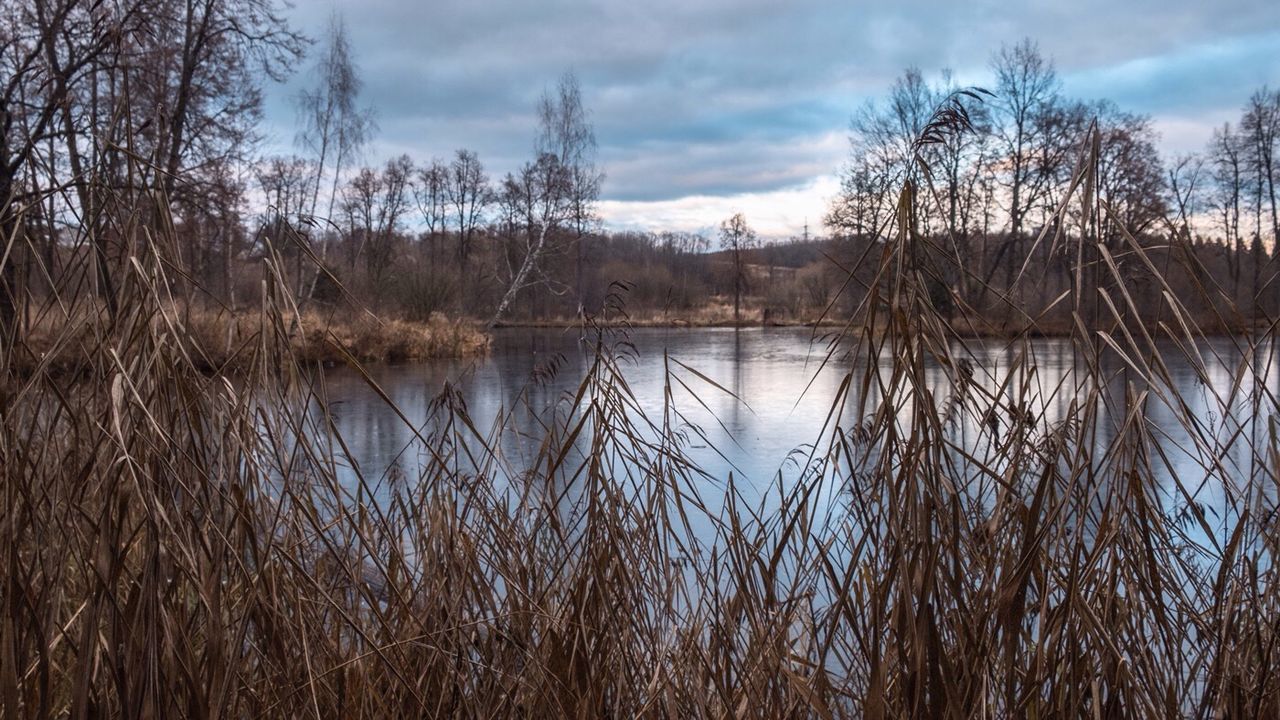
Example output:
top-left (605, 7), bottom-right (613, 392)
top-left (261, 0), bottom-right (1280, 239)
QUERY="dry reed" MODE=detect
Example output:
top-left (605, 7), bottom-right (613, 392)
top-left (1, 95), bottom-right (1277, 718)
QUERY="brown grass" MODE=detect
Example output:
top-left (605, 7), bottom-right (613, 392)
top-left (12, 304), bottom-right (488, 374)
top-left (2, 94), bottom-right (1278, 717)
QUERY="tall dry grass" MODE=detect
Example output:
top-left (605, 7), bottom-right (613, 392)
top-left (2, 97), bottom-right (1278, 718)
top-left (11, 302), bottom-right (487, 375)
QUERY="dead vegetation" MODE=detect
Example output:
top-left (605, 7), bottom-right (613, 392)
top-left (10, 303), bottom-right (487, 375)
top-left (1, 93), bottom-right (1278, 718)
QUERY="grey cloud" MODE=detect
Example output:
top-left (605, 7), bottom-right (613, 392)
top-left (261, 0), bottom-right (1280, 206)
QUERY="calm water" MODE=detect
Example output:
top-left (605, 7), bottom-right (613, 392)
top-left (317, 327), bottom-right (1279, 535)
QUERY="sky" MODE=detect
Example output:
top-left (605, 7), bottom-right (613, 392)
top-left (260, 0), bottom-right (1280, 240)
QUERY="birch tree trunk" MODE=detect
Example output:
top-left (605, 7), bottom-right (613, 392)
top-left (489, 225), bottom-right (548, 328)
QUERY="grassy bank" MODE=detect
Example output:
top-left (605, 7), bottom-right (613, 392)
top-left (11, 305), bottom-right (488, 375)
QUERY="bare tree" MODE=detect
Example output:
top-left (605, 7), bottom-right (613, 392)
top-left (1208, 123), bottom-right (1246, 283)
top-left (720, 213), bottom-right (757, 323)
top-left (931, 69), bottom-right (993, 240)
top-left (297, 12), bottom-right (372, 223)
top-left (1, 0), bottom-right (303, 326)
top-left (831, 69), bottom-right (996, 308)
top-left (297, 12), bottom-right (372, 300)
top-left (338, 155), bottom-right (413, 287)
top-left (258, 155), bottom-right (315, 225)
top-left (137, 0), bottom-right (304, 239)
top-left (1092, 102), bottom-right (1167, 242)
top-left (1167, 154), bottom-right (1204, 243)
top-left (490, 153), bottom-right (573, 326)
top-left (831, 68), bottom-right (992, 242)
top-left (1029, 99), bottom-right (1089, 234)
top-left (0, 0), bottom-right (138, 328)
top-left (414, 158), bottom-right (449, 264)
top-left (340, 167), bottom-right (379, 273)
top-left (958, 39), bottom-right (1064, 301)
top-left (535, 71), bottom-right (603, 309)
top-left (989, 39), bottom-right (1059, 236)
top-left (366, 154), bottom-right (413, 285)
top-left (447, 149), bottom-right (490, 270)
top-left (836, 70), bottom-right (932, 235)
top-left (255, 155), bottom-right (311, 290)
top-left (1241, 88), bottom-right (1279, 250)
top-left (827, 156), bottom-right (897, 241)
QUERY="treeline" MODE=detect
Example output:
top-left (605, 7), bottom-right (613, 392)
top-left (2, 3), bottom-right (1277, 333)
top-left (251, 38), bottom-right (1280, 331)
top-left (1, 0), bottom-right (305, 330)
top-left (825, 40), bottom-right (1280, 331)
top-left (0, 0), bottom-right (835, 328)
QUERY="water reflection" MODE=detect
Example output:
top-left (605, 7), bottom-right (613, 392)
top-left (318, 327), bottom-right (1279, 547)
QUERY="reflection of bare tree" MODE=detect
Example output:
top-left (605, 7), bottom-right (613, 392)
top-left (730, 329), bottom-right (745, 436)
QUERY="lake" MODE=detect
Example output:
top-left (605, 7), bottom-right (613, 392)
top-left (315, 328), bottom-right (1279, 540)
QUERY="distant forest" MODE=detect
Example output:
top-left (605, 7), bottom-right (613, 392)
top-left (2, 3), bottom-right (1278, 333)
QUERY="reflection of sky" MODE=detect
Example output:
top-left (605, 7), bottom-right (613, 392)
top-left (320, 327), bottom-right (867, 488)
top-left (318, 328), bottom-right (1279, 550)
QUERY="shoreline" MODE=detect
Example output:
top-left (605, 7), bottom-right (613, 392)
top-left (490, 317), bottom-right (1266, 339)
top-left (11, 308), bottom-right (491, 376)
top-left (14, 307), bottom-right (1266, 378)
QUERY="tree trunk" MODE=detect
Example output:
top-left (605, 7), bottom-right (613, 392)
top-left (489, 226), bottom-right (548, 329)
